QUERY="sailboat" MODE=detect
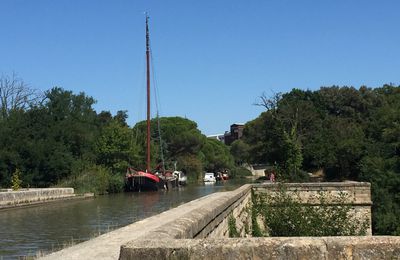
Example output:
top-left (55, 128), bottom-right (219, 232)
top-left (125, 15), bottom-right (178, 192)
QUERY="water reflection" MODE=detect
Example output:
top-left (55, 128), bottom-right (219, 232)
top-left (0, 180), bottom-right (246, 259)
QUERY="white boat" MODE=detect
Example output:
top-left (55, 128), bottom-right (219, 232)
top-left (203, 172), bottom-right (216, 183)
top-left (174, 171), bottom-right (187, 186)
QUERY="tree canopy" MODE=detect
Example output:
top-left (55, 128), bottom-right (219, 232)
top-left (237, 85), bottom-right (400, 235)
top-left (0, 81), bottom-right (236, 188)
top-left (1, 73), bottom-right (398, 235)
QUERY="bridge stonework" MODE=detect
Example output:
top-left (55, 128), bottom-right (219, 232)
top-left (252, 182), bottom-right (373, 235)
top-left (41, 182), bottom-right (400, 260)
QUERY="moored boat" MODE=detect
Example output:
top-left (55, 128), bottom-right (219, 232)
top-left (126, 168), bottom-right (164, 192)
top-left (125, 15), bottom-right (175, 192)
top-left (203, 172), bottom-right (216, 183)
top-left (174, 171), bottom-right (187, 186)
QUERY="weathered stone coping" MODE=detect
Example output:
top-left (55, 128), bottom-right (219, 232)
top-left (0, 188), bottom-right (92, 209)
top-left (253, 182), bottom-right (372, 206)
top-left (120, 236), bottom-right (400, 260)
top-left (141, 184), bottom-right (252, 240)
top-left (256, 181), bottom-right (371, 187)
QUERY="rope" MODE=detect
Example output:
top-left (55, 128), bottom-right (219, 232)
top-left (149, 45), bottom-right (166, 172)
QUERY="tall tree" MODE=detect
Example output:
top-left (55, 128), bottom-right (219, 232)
top-left (96, 120), bottom-right (138, 173)
top-left (0, 73), bottom-right (41, 119)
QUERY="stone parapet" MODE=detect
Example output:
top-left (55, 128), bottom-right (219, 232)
top-left (120, 236), bottom-right (400, 260)
top-left (0, 188), bottom-right (75, 209)
top-left (253, 182), bottom-right (372, 205)
top-left (133, 184), bottom-right (252, 240)
top-left (253, 182), bottom-right (372, 235)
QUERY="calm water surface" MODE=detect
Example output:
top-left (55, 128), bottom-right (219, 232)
top-left (0, 180), bottom-right (247, 259)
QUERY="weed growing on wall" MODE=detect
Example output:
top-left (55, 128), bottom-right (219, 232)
top-left (251, 189), bottom-right (264, 237)
top-left (253, 184), bottom-right (369, 236)
top-left (228, 214), bottom-right (240, 237)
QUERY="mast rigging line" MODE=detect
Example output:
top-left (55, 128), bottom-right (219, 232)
top-left (149, 27), bottom-right (166, 172)
top-left (145, 14), bottom-right (166, 172)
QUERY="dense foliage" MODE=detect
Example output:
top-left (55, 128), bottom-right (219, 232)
top-left (132, 117), bottom-right (235, 182)
top-left (1, 74), bottom-right (398, 235)
top-left (252, 185), bottom-right (369, 237)
top-left (0, 75), bottom-right (236, 192)
top-left (238, 85), bottom-right (400, 235)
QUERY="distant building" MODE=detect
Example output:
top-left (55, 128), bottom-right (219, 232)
top-left (224, 123), bottom-right (244, 145)
top-left (207, 134), bottom-right (225, 143)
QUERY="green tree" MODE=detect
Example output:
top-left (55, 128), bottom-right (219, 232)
top-left (230, 139), bottom-right (250, 165)
top-left (201, 138), bottom-right (234, 172)
top-left (96, 120), bottom-right (139, 173)
top-left (243, 85), bottom-right (400, 234)
top-left (132, 117), bottom-right (206, 180)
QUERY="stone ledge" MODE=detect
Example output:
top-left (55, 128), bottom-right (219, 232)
top-left (120, 236), bottom-right (400, 260)
top-left (137, 184), bottom-right (252, 240)
top-left (0, 188), bottom-right (77, 209)
top-left (253, 182), bottom-right (371, 188)
top-left (253, 182), bottom-right (372, 206)
top-left (0, 193), bottom-right (94, 210)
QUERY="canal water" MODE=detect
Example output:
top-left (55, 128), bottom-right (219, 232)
top-left (0, 180), bottom-right (246, 259)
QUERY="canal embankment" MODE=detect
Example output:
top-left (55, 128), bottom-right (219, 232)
top-left (0, 188), bottom-right (93, 210)
top-left (39, 182), bottom-right (400, 260)
top-left (40, 185), bottom-right (250, 260)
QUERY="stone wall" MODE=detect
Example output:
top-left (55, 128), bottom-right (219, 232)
top-left (252, 182), bottom-right (371, 205)
top-left (245, 164), bottom-right (269, 176)
top-left (120, 236), bottom-right (400, 260)
top-left (40, 182), bottom-right (391, 260)
top-left (120, 182), bottom-right (382, 260)
top-left (137, 184), bottom-right (253, 240)
top-left (40, 185), bottom-right (253, 260)
top-left (206, 186), bottom-right (252, 238)
top-left (253, 182), bottom-right (372, 235)
top-left (0, 188), bottom-right (75, 209)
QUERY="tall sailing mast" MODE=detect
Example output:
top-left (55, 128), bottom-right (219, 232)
top-left (146, 15), bottom-right (151, 173)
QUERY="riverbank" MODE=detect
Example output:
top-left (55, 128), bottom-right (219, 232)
top-left (0, 188), bottom-right (94, 210)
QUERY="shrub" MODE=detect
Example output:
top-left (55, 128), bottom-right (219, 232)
top-left (107, 174), bottom-right (125, 193)
top-left (253, 184), bottom-right (369, 236)
top-left (95, 167), bottom-right (110, 195)
top-left (56, 165), bottom-right (124, 195)
top-left (11, 169), bottom-right (22, 190)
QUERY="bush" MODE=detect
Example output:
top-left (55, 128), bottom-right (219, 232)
top-left (272, 164), bottom-right (310, 183)
top-left (11, 169), bottom-right (22, 190)
top-left (107, 174), bottom-right (125, 193)
top-left (177, 155), bottom-right (203, 183)
top-left (95, 167), bottom-right (110, 195)
top-left (56, 165), bottom-right (124, 195)
top-left (253, 184), bottom-right (369, 236)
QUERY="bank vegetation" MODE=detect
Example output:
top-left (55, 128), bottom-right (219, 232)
top-left (0, 73), bottom-right (398, 235)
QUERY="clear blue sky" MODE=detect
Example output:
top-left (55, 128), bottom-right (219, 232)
top-left (1, 0), bottom-right (399, 135)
